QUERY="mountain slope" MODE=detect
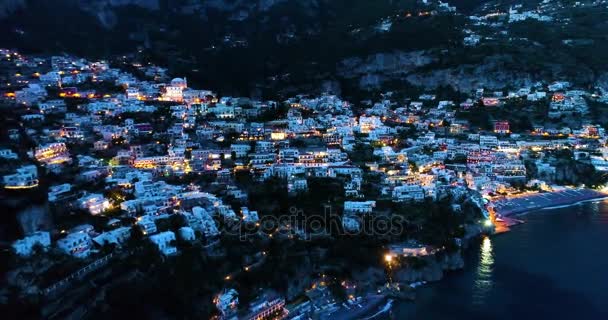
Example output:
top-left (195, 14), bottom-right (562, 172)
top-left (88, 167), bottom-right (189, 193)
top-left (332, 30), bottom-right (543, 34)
top-left (2, 0), bottom-right (608, 97)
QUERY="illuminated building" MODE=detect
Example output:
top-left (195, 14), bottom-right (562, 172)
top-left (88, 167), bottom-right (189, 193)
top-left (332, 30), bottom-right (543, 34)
top-left (79, 193), bottom-right (111, 215)
top-left (3, 165), bottom-right (38, 189)
top-left (270, 131), bottom-right (287, 140)
top-left (57, 232), bottom-right (92, 258)
top-left (482, 97), bottom-right (500, 107)
top-left (493, 121), bottom-right (510, 134)
top-left (125, 87), bottom-right (140, 100)
top-left (34, 143), bottom-right (70, 165)
top-left (38, 99), bottom-right (67, 114)
top-left (161, 77), bottom-right (187, 102)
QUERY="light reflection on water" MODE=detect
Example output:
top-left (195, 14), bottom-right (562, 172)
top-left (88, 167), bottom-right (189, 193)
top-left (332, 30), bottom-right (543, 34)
top-left (472, 237), bottom-right (494, 306)
top-left (392, 201), bottom-right (608, 319)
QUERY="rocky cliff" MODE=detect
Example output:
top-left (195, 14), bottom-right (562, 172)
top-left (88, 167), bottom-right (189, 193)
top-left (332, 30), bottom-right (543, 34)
top-left (338, 51), bottom-right (435, 88)
top-left (527, 158), bottom-right (608, 187)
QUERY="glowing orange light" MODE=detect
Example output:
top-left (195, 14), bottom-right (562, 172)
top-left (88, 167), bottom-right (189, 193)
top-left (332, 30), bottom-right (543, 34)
top-left (384, 254), bottom-right (393, 263)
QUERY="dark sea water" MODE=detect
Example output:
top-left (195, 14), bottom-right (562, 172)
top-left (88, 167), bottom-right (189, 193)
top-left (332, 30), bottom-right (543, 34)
top-left (390, 200), bottom-right (608, 320)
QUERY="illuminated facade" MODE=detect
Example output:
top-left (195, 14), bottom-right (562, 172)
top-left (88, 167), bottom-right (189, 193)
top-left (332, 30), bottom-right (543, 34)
top-left (161, 77), bottom-right (188, 102)
top-left (79, 193), bottom-right (111, 215)
top-left (34, 143), bottom-right (70, 165)
top-left (3, 165), bottom-right (38, 189)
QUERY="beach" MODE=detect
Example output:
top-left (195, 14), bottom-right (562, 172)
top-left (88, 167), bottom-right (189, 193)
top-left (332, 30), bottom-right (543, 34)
top-left (490, 189), bottom-right (608, 217)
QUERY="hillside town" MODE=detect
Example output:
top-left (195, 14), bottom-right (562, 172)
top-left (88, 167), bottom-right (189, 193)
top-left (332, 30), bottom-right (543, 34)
top-left (2, 47), bottom-right (608, 319)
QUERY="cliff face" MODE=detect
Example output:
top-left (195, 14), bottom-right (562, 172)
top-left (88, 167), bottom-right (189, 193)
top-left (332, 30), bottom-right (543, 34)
top-left (405, 65), bottom-right (538, 92)
top-left (337, 51), bottom-right (435, 89)
top-left (528, 159), bottom-right (606, 187)
top-left (338, 51), bottom-right (434, 82)
top-left (337, 52), bottom-right (541, 91)
top-left (464, 192), bottom-right (490, 219)
top-left (338, 51), bottom-right (540, 91)
top-left (337, 49), bottom-right (600, 92)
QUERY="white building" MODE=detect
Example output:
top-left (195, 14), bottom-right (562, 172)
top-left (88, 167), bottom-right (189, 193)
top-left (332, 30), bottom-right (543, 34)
top-left (137, 215), bottom-right (158, 235)
top-left (39, 71), bottom-right (62, 85)
top-left (191, 206), bottom-right (220, 239)
top-left (217, 205), bottom-right (238, 221)
top-left (342, 216), bottom-right (361, 233)
top-left (79, 193), bottom-right (111, 215)
top-left (48, 183), bottom-right (72, 202)
top-left (149, 231), bottom-right (177, 255)
top-left (343, 201), bottom-right (376, 214)
top-left (215, 289), bottom-right (239, 317)
top-left (178, 226), bottom-right (196, 241)
top-left (125, 87), bottom-right (140, 100)
top-left (479, 135), bottom-right (499, 148)
top-left (162, 77), bottom-right (188, 102)
top-left (15, 84), bottom-right (47, 105)
top-left (12, 231), bottom-right (51, 256)
top-left (278, 149), bottom-right (300, 163)
top-left (392, 185), bottom-right (425, 202)
top-left (241, 207), bottom-right (259, 224)
top-left (57, 232), bottom-right (92, 258)
top-left (3, 165), bottom-right (38, 189)
top-left (134, 180), bottom-right (179, 198)
top-left (288, 178), bottom-right (308, 194)
top-left (231, 144), bottom-right (252, 158)
top-left (92, 227), bottom-right (131, 247)
top-left (38, 100), bottom-right (67, 114)
top-left (34, 142), bottom-right (70, 165)
top-left (209, 104), bottom-right (237, 119)
top-left (0, 149), bottom-right (18, 160)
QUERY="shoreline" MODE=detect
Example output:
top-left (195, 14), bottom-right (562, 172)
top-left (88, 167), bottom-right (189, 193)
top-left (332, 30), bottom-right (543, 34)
top-left (490, 189), bottom-right (608, 217)
top-left (390, 192), bottom-right (608, 319)
top-left (311, 191), bottom-right (607, 317)
top-left (538, 196), bottom-right (608, 211)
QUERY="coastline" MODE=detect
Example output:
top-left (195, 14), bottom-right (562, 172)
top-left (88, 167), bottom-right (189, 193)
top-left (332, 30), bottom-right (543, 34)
top-left (538, 196), bottom-right (608, 211)
top-left (491, 189), bottom-right (608, 217)
top-left (391, 199), bottom-right (608, 319)
top-left (329, 190), bottom-right (608, 318)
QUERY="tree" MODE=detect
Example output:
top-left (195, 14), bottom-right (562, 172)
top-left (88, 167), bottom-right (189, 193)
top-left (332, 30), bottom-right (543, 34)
top-left (348, 143), bottom-right (375, 164)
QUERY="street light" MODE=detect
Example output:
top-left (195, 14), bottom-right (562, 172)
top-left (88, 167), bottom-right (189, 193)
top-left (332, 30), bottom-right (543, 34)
top-left (484, 219), bottom-right (493, 227)
top-left (384, 254), bottom-right (393, 263)
top-left (384, 254), bottom-right (394, 285)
